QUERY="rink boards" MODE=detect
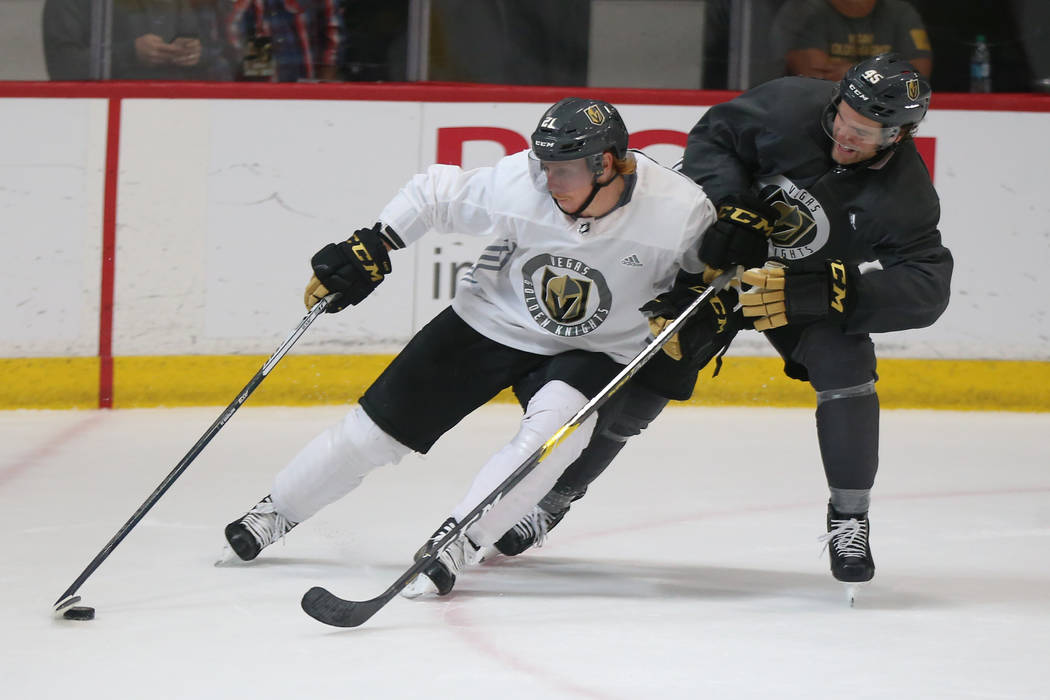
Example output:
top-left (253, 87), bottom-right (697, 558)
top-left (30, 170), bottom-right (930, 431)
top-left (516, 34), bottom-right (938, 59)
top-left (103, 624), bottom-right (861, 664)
top-left (0, 83), bottom-right (1047, 409)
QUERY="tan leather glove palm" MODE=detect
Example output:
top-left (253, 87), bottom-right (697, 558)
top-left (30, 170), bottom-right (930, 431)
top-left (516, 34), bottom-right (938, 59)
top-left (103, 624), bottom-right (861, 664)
top-left (647, 315), bottom-right (686, 360)
top-left (304, 274), bottom-right (330, 310)
top-left (640, 266), bottom-right (735, 362)
top-left (739, 261), bottom-right (788, 331)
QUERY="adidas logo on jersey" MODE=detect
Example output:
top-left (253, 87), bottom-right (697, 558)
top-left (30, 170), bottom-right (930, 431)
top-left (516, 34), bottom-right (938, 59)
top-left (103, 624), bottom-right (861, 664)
top-left (620, 254), bottom-right (643, 267)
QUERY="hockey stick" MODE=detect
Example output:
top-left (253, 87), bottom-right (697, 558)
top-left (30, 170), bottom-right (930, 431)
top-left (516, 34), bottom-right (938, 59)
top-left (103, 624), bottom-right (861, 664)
top-left (301, 268), bottom-right (739, 628)
top-left (53, 293), bottom-right (340, 614)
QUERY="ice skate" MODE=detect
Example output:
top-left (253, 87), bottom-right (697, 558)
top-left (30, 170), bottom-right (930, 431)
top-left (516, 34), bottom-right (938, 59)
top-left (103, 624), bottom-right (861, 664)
top-left (492, 504), bottom-right (569, 556)
top-left (218, 495), bottom-right (298, 564)
top-left (818, 503), bottom-right (875, 606)
top-left (402, 525), bottom-right (481, 599)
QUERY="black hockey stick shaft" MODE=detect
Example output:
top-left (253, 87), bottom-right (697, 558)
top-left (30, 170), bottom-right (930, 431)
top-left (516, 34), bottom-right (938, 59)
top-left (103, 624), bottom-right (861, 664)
top-left (53, 293), bottom-right (339, 611)
top-left (301, 268), bottom-right (738, 628)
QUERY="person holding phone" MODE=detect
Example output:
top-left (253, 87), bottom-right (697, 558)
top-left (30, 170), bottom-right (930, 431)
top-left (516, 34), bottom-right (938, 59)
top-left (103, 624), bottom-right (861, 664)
top-left (43, 0), bottom-right (233, 80)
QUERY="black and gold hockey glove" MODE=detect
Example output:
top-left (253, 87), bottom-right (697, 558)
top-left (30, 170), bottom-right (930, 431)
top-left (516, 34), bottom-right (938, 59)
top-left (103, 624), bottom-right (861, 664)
top-left (698, 195), bottom-right (780, 270)
top-left (739, 258), bottom-right (857, 331)
top-left (305, 222), bottom-right (394, 312)
top-left (640, 271), bottom-right (737, 362)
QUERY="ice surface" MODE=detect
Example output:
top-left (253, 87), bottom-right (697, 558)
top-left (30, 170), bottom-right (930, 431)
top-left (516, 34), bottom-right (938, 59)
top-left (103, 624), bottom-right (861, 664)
top-left (2, 405), bottom-right (1047, 699)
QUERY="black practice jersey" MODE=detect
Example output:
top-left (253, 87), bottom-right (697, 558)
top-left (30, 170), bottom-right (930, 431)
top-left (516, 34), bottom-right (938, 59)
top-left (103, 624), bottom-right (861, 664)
top-left (682, 76), bottom-right (952, 335)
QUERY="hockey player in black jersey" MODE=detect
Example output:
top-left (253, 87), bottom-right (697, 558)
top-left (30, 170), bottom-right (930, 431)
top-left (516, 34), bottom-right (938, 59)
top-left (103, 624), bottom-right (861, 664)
top-left (495, 53), bottom-right (953, 603)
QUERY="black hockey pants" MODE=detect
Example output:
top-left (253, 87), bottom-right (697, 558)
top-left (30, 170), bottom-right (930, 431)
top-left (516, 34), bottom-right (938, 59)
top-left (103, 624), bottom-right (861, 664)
top-left (544, 318), bottom-right (879, 503)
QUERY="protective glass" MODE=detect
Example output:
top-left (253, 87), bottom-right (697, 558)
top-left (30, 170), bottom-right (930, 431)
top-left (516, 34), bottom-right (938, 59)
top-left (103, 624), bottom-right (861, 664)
top-left (822, 102), bottom-right (901, 150)
top-left (528, 152), bottom-right (598, 193)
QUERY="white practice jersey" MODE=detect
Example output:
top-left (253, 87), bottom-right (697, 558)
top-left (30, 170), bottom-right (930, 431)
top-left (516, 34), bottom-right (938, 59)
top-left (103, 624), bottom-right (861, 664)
top-left (378, 150), bottom-right (715, 364)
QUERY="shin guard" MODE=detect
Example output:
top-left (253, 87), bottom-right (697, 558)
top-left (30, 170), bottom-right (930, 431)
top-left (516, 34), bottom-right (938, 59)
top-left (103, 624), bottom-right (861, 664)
top-left (451, 381), bottom-right (596, 547)
top-left (272, 405), bottom-right (412, 523)
top-left (816, 380), bottom-right (879, 497)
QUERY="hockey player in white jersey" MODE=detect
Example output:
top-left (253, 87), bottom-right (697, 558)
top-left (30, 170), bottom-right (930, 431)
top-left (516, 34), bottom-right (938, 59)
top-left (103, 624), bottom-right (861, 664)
top-left (221, 97), bottom-right (737, 598)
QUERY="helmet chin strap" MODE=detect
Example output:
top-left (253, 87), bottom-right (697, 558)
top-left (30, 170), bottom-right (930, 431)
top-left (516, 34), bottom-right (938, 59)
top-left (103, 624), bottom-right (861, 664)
top-left (556, 172), bottom-right (622, 218)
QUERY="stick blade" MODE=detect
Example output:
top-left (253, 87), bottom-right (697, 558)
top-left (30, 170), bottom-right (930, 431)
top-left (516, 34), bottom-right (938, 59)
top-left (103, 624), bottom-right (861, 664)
top-left (301, 586), bottom-right (386, 628)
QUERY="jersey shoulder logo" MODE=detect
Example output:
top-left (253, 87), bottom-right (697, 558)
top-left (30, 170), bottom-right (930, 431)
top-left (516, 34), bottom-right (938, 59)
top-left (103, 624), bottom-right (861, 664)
top-left (464, 239), bottom-right (516, 285)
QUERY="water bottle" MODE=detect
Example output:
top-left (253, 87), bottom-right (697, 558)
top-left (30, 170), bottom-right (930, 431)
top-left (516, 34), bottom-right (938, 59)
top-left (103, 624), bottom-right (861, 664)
top-left (970, 35), bottom-right (991, 93)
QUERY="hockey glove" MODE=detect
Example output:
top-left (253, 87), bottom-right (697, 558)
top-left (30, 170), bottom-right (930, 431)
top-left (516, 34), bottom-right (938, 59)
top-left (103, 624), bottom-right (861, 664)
top-left (739, 258), bottom-right (856, 331)
top-left (698, 195), bottom-right (780, 270)
top-left (640, 271), bottom-right (737, 362)
top-left (305, 222), bottom-right (393, 312)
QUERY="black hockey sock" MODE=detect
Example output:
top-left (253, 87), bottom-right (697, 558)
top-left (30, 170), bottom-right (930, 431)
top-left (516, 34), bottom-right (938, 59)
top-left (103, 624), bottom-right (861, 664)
top-left (539, 483), bottom-right (578, 514)
top-left (551, 432), bottom-right (627, 496)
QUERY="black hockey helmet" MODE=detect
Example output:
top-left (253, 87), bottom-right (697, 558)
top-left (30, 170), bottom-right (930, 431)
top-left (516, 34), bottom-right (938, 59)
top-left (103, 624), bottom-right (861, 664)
top-left (838, 53), bottom-right (931, 127)
top-left (531, 97), bottom-right (629, 172)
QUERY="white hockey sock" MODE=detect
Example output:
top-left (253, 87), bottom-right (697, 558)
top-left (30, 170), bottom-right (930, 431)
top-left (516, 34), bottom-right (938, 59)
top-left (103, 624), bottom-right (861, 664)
top-left (450, 380), bottom-right (597, 547)
top-left (271, 405), bottom-right (412, 523)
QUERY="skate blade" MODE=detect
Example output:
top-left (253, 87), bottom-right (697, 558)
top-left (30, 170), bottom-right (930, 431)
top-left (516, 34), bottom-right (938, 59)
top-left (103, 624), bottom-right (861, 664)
top-left (844, 582), bottom-right (869, 607)
top-left (400, 573), bottom-right (439, 600)
top-left (475, 545), bottom-right (500, 565)
top-left (213, 544), bottom-right (239, 567)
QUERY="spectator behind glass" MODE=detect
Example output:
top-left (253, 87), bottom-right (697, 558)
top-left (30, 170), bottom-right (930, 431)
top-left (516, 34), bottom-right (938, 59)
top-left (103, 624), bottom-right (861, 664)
top-left (341, 0), bottom-right (408, 81)
top-left (772, 0), bottom-right (933, 80)
top-left (1013, 0), bottom-right (1050, 92)
top-left (224, 0), bottom-right (343, 82)
top-left (906, 1), bottom-right (1031, 92)
top-left (425, 0), bottom-right (589, 86)
top-left (43, 0), bottom-right (233, 80)
top-left (703, 0), bottom-right (790, 89)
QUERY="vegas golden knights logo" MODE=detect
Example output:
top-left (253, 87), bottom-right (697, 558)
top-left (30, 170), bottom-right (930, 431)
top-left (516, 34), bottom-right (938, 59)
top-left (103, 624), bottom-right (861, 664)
top-left (756, 178), bottom-right (832, 258)
top-left (768, 199), bottom-right (816, 246)
top-left (584, 105), bottom-right (606, 126)
top-left (541, 268), bottom-right (591, 323)
top-left (521, 254), bottom-right (612, 336)
top-left (906, 78), bottom-right (920, 100)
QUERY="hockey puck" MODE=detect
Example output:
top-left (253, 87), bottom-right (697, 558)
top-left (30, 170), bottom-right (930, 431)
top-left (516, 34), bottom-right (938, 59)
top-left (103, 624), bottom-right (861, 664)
top-left (62, 606), bottom-right (95, 621)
